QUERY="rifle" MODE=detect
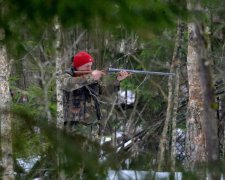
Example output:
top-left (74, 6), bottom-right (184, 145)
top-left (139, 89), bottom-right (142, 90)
top-left (108, 68), bottom-right (175, 76)
top-left (74, 68), bottom-right (175, 76)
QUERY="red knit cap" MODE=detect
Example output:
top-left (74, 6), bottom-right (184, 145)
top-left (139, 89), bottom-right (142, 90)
top-left (73, 51), bottom-right (94, 69)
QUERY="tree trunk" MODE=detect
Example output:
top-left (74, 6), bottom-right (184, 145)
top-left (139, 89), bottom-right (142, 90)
top-left (157, 71), bottom-right (174, 170)
top-left (185, 0), bottom-right (219, 169)
top-left (158, 22), bottom-right (185, 171)
top-left (54, 18), bottom-right (64, 129)
top-left (199, 35), bottom-right (218, 163)
top-left (216, 86), bottom-right (225, 158)
top-left (53, 17), bottom-right (67, 180)
top-left (170, 22), bottom-right (185, 171)
top-left (185, 20), bottom-right (206, 170)
top-left (157, 28), bottom-right (178, 171)
top-left (0, 28), bottom-right (14, 179)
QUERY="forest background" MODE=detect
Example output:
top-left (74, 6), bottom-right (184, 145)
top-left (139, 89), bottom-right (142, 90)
top-left (0, 0), bottom-right (225, 179)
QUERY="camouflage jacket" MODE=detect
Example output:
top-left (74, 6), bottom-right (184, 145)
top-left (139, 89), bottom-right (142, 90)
top-left (61, 68), bottom-right (120, 126)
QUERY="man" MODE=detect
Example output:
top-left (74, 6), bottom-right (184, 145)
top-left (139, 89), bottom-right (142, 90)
top-left (61, 51), bottom-right (129, 138)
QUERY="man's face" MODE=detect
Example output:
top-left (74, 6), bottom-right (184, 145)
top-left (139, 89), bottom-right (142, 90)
top-left (76, 62), bottom-right (93, 71)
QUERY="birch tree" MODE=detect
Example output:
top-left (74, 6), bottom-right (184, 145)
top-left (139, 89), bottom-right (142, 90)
top-left (0, 28), bottom-right (14, 180)
top-left (54, 18), bottom-right (64, 129)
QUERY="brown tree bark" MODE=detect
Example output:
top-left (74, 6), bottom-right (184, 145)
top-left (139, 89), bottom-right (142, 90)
top-left (199, 35), bottom-right (218, 163)
top-left (185, 0), bottom-right (218, 169)
top-left (185, 21), bottom-right (206, 170)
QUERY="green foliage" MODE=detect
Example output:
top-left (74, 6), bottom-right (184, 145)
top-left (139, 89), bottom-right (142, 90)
top-left (118, 31), bottom-right (174, 115)
top-left (140, 89), bottom-right (166, 113)
top-left (11, 105), bottom-right (115, 179)
top-left (2, 0), bottom-right (188, 40)
top-left (202, 0), bottom-right (225, 9)
top-left (10, 73), bottom-right (56, 118)
top-left (140, 32), bottom-right (175, 69)
top-left (120, 77), bottom-right (138, 91)
top-left (12, 125), bottom-right (46, 158)
top-left (128, 153), bottom-right (153, 170)
top-left (1, 0), bottom-right (225, 177)
top-left (11, 104), bottom-right (47, 172)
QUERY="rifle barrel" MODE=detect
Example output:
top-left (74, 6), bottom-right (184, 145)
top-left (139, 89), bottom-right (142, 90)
top-left (108, 68), bottom-right (175, 76)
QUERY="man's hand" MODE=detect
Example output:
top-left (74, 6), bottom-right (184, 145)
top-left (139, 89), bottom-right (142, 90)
top-left (92, 70), bottom-right (106, 81)
top-left (117, 71), bottom-right (131, 81)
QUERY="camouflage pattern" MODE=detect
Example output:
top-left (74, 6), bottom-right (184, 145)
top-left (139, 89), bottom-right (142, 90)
top-left (61, 69), bottom-right (119, 138)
